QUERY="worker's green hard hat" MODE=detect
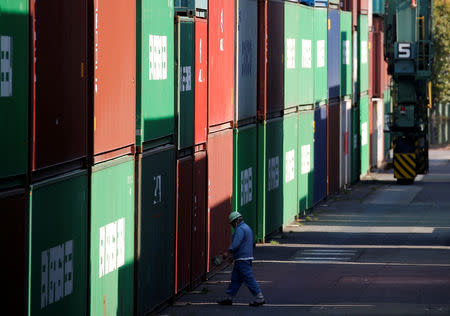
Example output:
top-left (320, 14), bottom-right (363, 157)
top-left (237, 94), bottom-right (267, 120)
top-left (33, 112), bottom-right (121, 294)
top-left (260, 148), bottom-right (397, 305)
top-left (228, 212), bottom-right (242, 223)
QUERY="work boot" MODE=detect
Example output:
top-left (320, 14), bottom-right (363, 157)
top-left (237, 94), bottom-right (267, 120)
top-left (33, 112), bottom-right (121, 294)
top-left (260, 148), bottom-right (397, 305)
top-left (249, 293), bottom-right (265, 306)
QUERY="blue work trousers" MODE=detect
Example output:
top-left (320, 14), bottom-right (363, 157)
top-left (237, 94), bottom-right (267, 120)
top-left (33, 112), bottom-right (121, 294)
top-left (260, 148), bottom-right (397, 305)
top-left (226, 260), bottom-right (261, 297)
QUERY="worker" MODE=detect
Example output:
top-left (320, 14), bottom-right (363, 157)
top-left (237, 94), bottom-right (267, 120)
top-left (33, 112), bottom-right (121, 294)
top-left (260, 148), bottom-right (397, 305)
top-left (217, 211), bottom-right (265, 307)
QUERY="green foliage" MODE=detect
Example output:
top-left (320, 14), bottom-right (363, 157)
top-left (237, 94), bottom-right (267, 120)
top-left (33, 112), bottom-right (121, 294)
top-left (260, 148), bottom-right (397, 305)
top-left (432, 0), bottom-right (450, 103)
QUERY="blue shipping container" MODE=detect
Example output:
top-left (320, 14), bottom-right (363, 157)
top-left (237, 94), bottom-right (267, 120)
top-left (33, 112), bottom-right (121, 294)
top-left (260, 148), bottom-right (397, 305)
top-left (328, 8), bottom-right (340, 99)
top-left (372, 0), bottom-right (385, 15)
top-left (314, 105), bottom-right (327, 205)
top-left (301, 0), bottom-right (328, 7)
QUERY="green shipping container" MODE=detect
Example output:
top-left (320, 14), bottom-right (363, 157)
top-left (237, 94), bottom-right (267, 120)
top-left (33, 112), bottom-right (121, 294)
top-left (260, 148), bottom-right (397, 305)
top-left (284, 2), bottom-right (301, 108)
top-left (358, 14), bottom-right (369, 95)
top-left (313, 7), bottom-right (328, 105)
top-left (351, 106), bottom-right (360, 184)
top-left (29, 170), bottom-right (88, 316)
top-left (299, 4), bottom-right (314, 106)
top-left (298, 110), bottom-right (315, 214)
top-left (136, 0), bottom-right (175, 149)
top-left (176, 16), bottom-right (195, 149)
top-left (360, 95), bottom-right (370, 175)
top-left (340, 10), bottom-right (352, 98)
top-left (258, 118), bottom-right (283, 238)
top-left (90, 156), bottom-right (134, 316)
top-left (0, 1), bottom-right (28, 187)
top-left (233, 124), bottom-right (257, 236)
top-left (136, 145), bottom-right (176, 314)
top-left (282, 112), bottom-right (298, 225)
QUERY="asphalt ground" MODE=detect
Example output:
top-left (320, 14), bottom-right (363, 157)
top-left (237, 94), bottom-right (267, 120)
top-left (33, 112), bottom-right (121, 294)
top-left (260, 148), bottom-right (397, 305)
top-left (158, 149), bottom-right (450, 316)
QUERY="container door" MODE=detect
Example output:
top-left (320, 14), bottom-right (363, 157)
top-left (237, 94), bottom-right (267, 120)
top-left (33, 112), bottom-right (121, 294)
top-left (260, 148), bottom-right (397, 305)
top-left (360, 96), bottom-right (369, 175)
top-left (282, 113), bottom-right (298, 225)
top-left (298, 110), bottom-right (315, 213)
top-left (377, 99), bottom-right (385, 167)
top-left (314, 105), bottom-right (327, 204)
top-left (351, 106), bottom-right (360, 183)
top-left (328, 8), bottom-right (340, 100)
top-left (299, 5), bottom-right (314, 106)
top-left (327, 100), bottom-right (340, 194)
top-left (313, 7), bottom-right (328, 105)
top-left (358, 14), bottom-right (369, 95)
top-left (284, 2), bottom-right (301, 109)
top-left (195, 18), bottom-right (208, 145)
top-left (346, 101), bottom-right (352, 185)
top-left (340, 11), bottom-right (353, 98)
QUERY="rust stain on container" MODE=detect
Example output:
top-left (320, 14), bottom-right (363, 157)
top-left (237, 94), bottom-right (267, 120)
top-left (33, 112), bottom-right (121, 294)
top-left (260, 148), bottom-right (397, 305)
top-left (195, 18), bottom-right (208, 145)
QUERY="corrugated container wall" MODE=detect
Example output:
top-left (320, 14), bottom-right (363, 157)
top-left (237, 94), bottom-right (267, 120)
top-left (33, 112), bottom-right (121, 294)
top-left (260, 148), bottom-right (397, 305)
top-left (327, 100), bottom-right (340, 194)
top-left (373, 0), bottom-right (385, 16)
top-left (31, 1), bottom-right (87, 172)
top-left (351, 106), bottom-right (360, 183)
top-left (299, 5), bottom-right (315, 106)
top-left (314, 106), bottom-right (327, 204)
top-left (236, 0), bottom-right (258, 123)
top-left (208, 0), bottom-right (234, 129)
top-left (90, 157), bottom-right (134, 316)
top-left (0, 1), bottom-right (28, 186)
top-left (136, 145), bottom-right (176, 315)
top-left (136, 0), bottom-right (175, 149)
top-left (375, 98), bottom-right (384, 167)
top-left (340, 99), bottom-right (352, 187)
top-left (314, 7), bottom-right (328, 105)
top-left (29, 171), bottom-right (88, 315)
top-left (340, 11), bottom-right (353, 98)
top-left (93, 0), bottom-right (136, 162)
top-left (298, 110), bottom-right (315, 213)
top-left (359, 0), bottom-right (368, 13)
top-left (341, 0), bottom-right (358, 27)
top-left (195, 18), bottom-right (208, 145)
top-left (360, 95), bottom-right (370, 175)
top-left (328, 8), bottom-right (340, 100)
top-left (258, 0), bottom-right (284, 119)
top-left (358, 14), bottom-right (369, 95)
top-left (0, 189), bottom-right (27, 313)
top-left (368, 30), bottom-right (373, 97)
top-left (372, 17), bottom-right (385, 98)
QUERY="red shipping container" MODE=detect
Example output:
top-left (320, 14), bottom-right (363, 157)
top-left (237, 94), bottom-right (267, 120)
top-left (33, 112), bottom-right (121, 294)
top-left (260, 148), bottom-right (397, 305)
top-left (176, 155), bottom-right (193, 292)
top-left (208, 0), bottom-right (235, 130)
top-left (327, 100), bottom-right (341, 195)
top-left (341, 0), bottom-right (358, 27)
top-left (359, 0), bottom-right (368, 14)
top-left (257, 0), bottom-right (284, 120)
top-left (31, 1), bottom-right (88, 172)
top-left (191, 149), bottom-right (207, 285)
top-left (368, 31), bottom-right (373, 97)
top-left (93, 0), bottom-right (136, 163)
top-left (207, 128), bottom-right (233, 272)
top-left (372, 17), bottom-right (387, 97)
top-left (195, 18), bottom-right (208, 145)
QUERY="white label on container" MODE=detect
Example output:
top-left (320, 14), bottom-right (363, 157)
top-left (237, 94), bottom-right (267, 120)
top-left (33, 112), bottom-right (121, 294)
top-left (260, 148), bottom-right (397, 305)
top-left (267, 156), bottom-right (279, 191)
top-left (240, 167), bottom-right (253, 206)
top-left (286, 38), bottom-right (296, 69)
top-left (301, 39), bottom-right (312, 69)
top-left (181, 66), bottom-right (192, 92)
top-left (220, 9), bottom-right (224, 51)
top-left (317, 40), bottom-right (325, 68)
top-left (342, 40), bottom-right (350, 65)
top-left (361, 41), bottom-right (368, 64)
top-left (361, 122), bottom-right (368, 146)
top-left (198, 39), bottom-right (204, 83)
top-left (0, 36), bottom-right (13, 97)
top-left (149, 35), bottom-right (168, 80)
top-left (41, 240), bottom-right (74, 309)
top-left (285, 150), bottom-right (295, 183)
top-left (153, 175), bottom-right (162, 205)
top-left (301, 145), bottom-right (311, 175)
top-left (99, 218), bottom-right (125, 278)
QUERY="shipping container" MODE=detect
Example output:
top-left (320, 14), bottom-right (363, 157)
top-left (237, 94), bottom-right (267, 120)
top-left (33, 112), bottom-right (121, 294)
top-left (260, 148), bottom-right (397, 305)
top-left (314, 7), bottom-right (328, 105)
top-left (174, 0), bottom-right (208, 16)
top-left (299, 4), bottom-right (315, 106)
top-left (368, 31), bottom-right (373, 97)
top-left (358, 14), bottom-right (369, 95)
top-left (135, 145), bottom-right (176, 315)
top-left (259, 117), bottom-right (283, 237)
top-left (236, 0), bottom-right (258, 122)
top-left (207, 128), bottom-right (233, 271)
top-left (328, 8), bottom-right (340, 100)
top-left (92, 0), bottom-right (136, 163)
top-left (191, 149), bottom-right (207, 285)
top-left (341, 0), bottom-right (358, 27)
top-left (360, 95), bottom-right (370, 175)
top-left (340, 99), bottom-right (352, 188)
top-left (359, 0), bottom-right (368, 14)
top-left (314, 105), bottom-right (327, 205)
top-left (29, 170), bottom-right (88, 316)
top-left (351, 106), bottom-right (360, 184)
top-left (136, 0), bottom-right (175, 149)
top-left (384, 87), bottom-right (391, 161)
top-left (372, 17), bottom-right (385, 98)
top-left (208, 0), bottom-right (235, 129)
top-left (233, 124), bottom-right (258, 235)
top-left (340, 10), bottom-right (353, 98)
top-left (90, 156), bottom-right (134, 316)
top-left (176, 155), bottom-right (193, 292)
top-left (195, 18), bottom-right (208, 145)
top-left (369, 98), bottom-right (375, 168)
top-left (284, 1), bottom-right (302, 109)
top-left (282, 112), bottom-right (299, 225)
top-left (0, 1), bottom-right (28, 187)
top-left (257, 0), bottom-right (284, 119)
top-left (0, 188), bottom-right (27, 313)
top-left (301, 0), bottom-right (329, 7)
top-left (352, 30), bottom-right (358, 105)
top-left (373, 0), bottom-right (385, 16)
top-left (30, 1), bottom-right (88, 172)
top-left (176, 16), bottom-right (195, 150)
top-left (298, 110), bottom-right (315, 214)
top-left (368, 0), bottom-right (372, 27)
top-left (374, 98), bottom-right (385, 168)
top-left (327, 100), bottom-right (341, 194)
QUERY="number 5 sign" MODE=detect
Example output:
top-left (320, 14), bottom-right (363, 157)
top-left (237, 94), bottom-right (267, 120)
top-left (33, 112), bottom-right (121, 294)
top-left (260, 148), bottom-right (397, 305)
top-left (397, 42), bottom-right (412, 59)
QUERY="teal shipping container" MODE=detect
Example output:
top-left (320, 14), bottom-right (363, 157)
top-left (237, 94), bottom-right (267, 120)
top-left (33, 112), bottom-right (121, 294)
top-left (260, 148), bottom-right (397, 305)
top-left (176, 16), bottom-right (195, 149)
top-left (29, 170), bottom-right (88, 316)
top-left (90, 157), bottom-right (134, 316)
top-left (373, 0), bottom-right (385, 15)
top-left (340, 10), bottom-right (352, 98)
top-left (233, 125), bottom-right (258, 235)
top-left (298, 109), bottom-right (315, 214)
top-left (0, 1), bottom-right (28, 187)
top-left (360, 95), bottom-right (370, 175)
top-left (136, 0), bottom-right (175, 150)
top-left (358, 14), bottom-right (369, 95)
top-left (283, 112), bottom-right (299, 225)
top-left (314, 7), bottom-right (328, 105)
top-left (299, 4), bottom-right (314, 105)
